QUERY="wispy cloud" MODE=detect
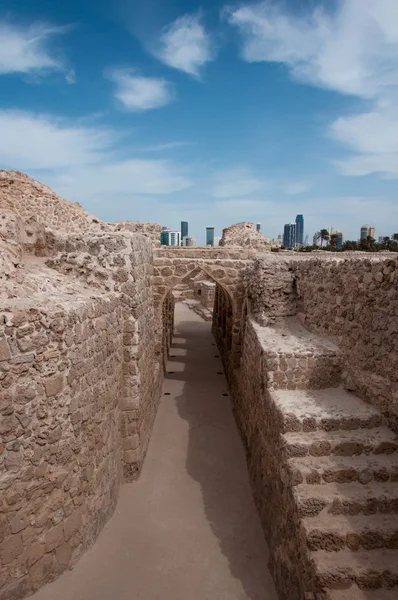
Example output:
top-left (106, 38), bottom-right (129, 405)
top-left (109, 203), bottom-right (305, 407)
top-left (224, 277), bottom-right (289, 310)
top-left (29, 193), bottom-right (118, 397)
top-left (106, 68), bottom-right (174, 111)
top-left (156, 14), bottom-right (215, 77)
top-left (0, 20), bottom-right (72, 81)
top-left (330, 104), bottom-right (398, 177)
top-left (1, 109), bottom-right (192, 206)
top-left (209, 168), bottom-right (268, 198)
top-left (0, 110), bottom-right (115, 169)
top-left (144, 141), bottom-right (194, 152)
top-left (227, 0), bottom-right (398, 178)
top-left (226, 0), bottom-right (398, 98)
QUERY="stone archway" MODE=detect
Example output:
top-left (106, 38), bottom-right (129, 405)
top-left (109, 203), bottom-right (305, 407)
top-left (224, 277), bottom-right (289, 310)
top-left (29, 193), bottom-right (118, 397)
top-left (152, 250), bottom-right (249, 371)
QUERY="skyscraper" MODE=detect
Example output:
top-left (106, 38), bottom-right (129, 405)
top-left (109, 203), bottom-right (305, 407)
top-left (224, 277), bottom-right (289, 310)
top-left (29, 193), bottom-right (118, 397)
top-left (369, 226), bottom-right (376, 240)
top-left (256, 223), bottom-right (261, 233)
top-left (283, 223), bottom-right (296, 248)
top-left (160, 228), bottom-right (181, 246)
top-left (295, 214), bottom-right (304, 247)
top-left (336, 231), bottom-right (344, 249)
top-left (181, 221), bottom-right (188, 241)
top-left (361, 225), bottom-right (370, 240)
top-left (206, 227), bottom-right (215, 247)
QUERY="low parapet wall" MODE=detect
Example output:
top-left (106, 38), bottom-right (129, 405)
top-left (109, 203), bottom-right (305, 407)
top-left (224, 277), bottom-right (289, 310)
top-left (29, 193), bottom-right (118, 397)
top-left (0, 227), bottom-right (164, 599)
top-left (244, 254), bottom-right (398, 426)
top-left (0, 295), bottom-right (125, 598)
top-left (294, 256), bottom-right (398, 425)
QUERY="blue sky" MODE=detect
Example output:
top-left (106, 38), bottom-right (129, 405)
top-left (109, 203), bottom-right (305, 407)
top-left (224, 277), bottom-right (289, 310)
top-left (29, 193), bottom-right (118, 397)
top-left (1, 0), bottom-right (397, 244)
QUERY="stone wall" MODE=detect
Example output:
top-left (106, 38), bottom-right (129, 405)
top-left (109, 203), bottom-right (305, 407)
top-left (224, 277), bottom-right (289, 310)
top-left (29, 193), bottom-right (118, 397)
top-left (0, 295), bottom-right (125, 599)
top-left (193, 281), bottom-right (215, 310)
top-left (293, 256), bottom-right (398, 425)
top-left (243, 254), bottom-right (398, 425)
top-left (0, 223), bottom-right (163, 597)
top-left (227, 317), bottom-right (314, 600)
top-left (220, 222), bottom-right (271, 251)
top-left (162, 292), bottom-right (175, 369)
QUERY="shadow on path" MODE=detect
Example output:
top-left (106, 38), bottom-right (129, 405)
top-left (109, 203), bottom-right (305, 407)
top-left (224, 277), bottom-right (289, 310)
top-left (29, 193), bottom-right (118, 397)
top-left (169, 305), bottom-right (277, 600)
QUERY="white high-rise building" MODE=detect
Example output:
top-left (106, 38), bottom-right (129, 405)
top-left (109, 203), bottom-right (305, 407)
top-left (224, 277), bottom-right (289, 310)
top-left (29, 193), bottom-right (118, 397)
top-left (160, 229), bottom-right (181, 246)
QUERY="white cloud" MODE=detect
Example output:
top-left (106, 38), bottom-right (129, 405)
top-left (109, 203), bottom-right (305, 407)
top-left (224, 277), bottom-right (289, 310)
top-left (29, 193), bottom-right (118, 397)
top-left (0, 109), bottom-right (192, 209)
top-left (227, 0), bottom-right (398, 178)
top-left (226, 0), bottom-right (398, 98)
top-left (0, 21), bottom-right (71, 80)
top-left (330, 103), bottom-right (398, 177)
top-left (0, 110), bottom-right (115, 169)
top-left (106, 68), bottom-right (173, 111)
top-left (156, 14), bottom-right (215, 76)
top-left (50, 160), bottom-right (191, 197)
top-left (209, 169), bottom-right (268, 198)
top-left (144, 141), bottom-right (194, 152)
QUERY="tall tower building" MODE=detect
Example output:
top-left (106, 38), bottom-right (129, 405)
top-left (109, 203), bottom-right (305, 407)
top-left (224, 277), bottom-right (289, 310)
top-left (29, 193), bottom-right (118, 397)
top-left (206, 227), bottom-right (215, 247)
top-left (256, 223), bottom-right (261, 233)
top-left (336, 231), bottom-right (344, 249)
top-left (295, 214), bottom-right (304, 247)
top-left (361, 225), bottom-right (370, 240)
top-left (283, 223), bottom-right (296, 248)
top-left (369, 226), bottom-right (376, 240)
top-left (181, 221), bottom-right (188, 242)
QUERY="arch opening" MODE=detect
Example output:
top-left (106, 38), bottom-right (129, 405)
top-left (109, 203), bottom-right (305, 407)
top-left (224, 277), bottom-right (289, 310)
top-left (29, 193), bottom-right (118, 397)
top-left (156, 265), bottom-right (240, 372)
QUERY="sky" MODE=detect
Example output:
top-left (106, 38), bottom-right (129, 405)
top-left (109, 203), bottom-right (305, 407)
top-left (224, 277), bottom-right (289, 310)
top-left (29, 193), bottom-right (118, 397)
top-left (1, 0), bottom-right (397, 244)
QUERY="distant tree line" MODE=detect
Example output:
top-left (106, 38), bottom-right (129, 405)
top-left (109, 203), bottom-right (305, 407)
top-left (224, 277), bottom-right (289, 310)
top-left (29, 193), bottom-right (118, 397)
top-left (297, 231), bottom-right (398, 253)
top-left (277, 231), bottom-right (398, 252)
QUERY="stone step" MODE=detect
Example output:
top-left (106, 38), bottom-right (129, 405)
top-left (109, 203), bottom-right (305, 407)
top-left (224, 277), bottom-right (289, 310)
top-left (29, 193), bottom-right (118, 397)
top-left (288, 454), bottom-right (398, 486)
top-left (311, 548), bottom-right (398, 590)
top-left (283, 428), bottom-right (398, 459)
top-left (302, 513), bottom-right (398, 551)
top-left (325, 585), bottom-right (398, 599)
top-left (272, 387), bottom-right (382, 433)
top-left (294, 481), bottom-right (398, 517)
top-left (255, 317), bottom-right (342, 390)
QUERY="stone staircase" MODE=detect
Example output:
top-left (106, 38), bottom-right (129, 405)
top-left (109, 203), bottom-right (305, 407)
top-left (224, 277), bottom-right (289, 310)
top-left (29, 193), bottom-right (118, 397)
top-left (272, 385), bottom-right (398, 599)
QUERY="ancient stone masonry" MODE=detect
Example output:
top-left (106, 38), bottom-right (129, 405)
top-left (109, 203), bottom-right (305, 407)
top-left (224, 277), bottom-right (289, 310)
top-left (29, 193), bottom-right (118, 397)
top-left (223, 253), bottom-right (398, 600)
top-left (293, 256), bottom-right (398, 426)
top-left (220, 221), bottom-right (272, 250)
top-left (2, 170), bottom-right (398, 600)
top-left (0, 173), bottom-right (162, 598)
top-left (153, 247), bottom-right (250, 368)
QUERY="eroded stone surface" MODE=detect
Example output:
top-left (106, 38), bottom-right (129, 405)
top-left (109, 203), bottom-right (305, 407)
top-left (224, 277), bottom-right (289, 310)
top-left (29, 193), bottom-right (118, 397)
top-left (1, 171), bottom-right (398, 600)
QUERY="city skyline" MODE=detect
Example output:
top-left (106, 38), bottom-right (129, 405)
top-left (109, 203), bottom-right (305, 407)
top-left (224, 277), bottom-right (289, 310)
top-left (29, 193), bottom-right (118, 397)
top-left (0, 0), bottom-right (397, 245)
top-left (160, 216), bottom-right (395, 247)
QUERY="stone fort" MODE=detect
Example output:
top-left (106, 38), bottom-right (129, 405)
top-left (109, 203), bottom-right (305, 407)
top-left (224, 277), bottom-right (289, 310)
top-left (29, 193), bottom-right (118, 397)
top-left (0, 170), bottom-right (397, 600)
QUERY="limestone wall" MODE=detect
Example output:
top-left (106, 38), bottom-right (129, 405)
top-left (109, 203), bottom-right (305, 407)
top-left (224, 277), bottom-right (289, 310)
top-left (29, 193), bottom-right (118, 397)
top-left (0, 295), bottom-right (124, 599)
top-left (0, 224), bottom-right (163, 597)
top-left (227, 318), bottom-right (313, 600)
top-left (193, 281), bottom-right (215, 310)
top-left (293, 257), bottom-right (398, 424)
top-left (244, 254), bottom-right (398, 426)
top-left (220, 222), bottom-right (271, 250)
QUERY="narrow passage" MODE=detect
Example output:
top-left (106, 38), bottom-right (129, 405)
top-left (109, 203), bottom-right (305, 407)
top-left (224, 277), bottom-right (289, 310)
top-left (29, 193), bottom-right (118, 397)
top-left (31, 303), bottom-right (277, 600)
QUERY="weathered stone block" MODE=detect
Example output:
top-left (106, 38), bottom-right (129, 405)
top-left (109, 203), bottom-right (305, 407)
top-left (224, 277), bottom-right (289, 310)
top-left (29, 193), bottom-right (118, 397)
top-left (44, 375), bottom-right (63, 397)
top-left (0, 533), bottom-right (23, 564)
top-left (0, 337), bottom-right (11, 361)
top-left (45, 523), bottom-right (64, 552)
top-left (124, 449), bottom-right (140, 464)
top-left (63, 510), bottom-right (82, 541)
